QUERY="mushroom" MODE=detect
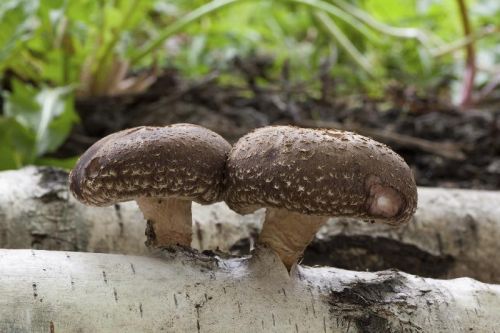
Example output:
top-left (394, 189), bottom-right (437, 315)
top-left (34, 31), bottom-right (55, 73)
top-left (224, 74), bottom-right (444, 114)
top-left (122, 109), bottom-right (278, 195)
top-left (69, 124), bottom-right (231, 248)
top-left (225, 126), bottom-right (417, 269)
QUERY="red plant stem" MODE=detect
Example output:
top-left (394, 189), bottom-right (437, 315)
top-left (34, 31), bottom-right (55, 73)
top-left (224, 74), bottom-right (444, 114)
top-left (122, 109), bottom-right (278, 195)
top-left (457, 0), bottom-right (475, 107)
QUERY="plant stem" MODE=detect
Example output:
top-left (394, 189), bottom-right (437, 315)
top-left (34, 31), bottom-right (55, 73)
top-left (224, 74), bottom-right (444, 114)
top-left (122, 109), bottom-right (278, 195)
top-left (331, 0), bottom-right (438, 48)
top-left (290, 0), bottom-right (377, 41)
top-left (315, 11), bottom-right (374, 76)
top-left (131, 0), bottom-right (240, 66)
top-left (456, 0), bottom-right (475, 107)
top-left (431, 26), bottom-right (498, 58)
top-left (94, 0), bottom-right (139, 91)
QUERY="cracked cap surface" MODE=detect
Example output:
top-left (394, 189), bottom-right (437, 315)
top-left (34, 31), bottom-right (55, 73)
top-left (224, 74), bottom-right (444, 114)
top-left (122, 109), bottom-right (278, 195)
top-left (69, 124), bottom-right (231, 206)
top-left (225, 126), bottom-right (417, 225)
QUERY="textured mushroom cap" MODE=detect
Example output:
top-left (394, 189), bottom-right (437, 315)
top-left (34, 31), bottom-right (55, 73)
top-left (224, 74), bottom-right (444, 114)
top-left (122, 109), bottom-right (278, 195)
top-left (226, 126), bottom-right (417, 225)
top-left (69, 124), bottom-right (231, 206)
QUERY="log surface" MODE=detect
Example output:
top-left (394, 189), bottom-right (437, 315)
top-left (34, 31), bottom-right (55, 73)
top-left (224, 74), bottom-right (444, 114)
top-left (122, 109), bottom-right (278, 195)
top-left (305, 187), bottom-right (500, 283)
top-left (1, 167), bottom-right (500, 283)
top-left (0, 167), bottom-right (146, 254)
top-left (0, 248), bottom-right (499, 333)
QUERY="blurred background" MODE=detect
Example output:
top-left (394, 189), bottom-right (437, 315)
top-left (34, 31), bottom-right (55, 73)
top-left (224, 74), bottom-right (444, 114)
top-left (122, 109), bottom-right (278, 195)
top-left (0, 0), bottom-right (499, 189)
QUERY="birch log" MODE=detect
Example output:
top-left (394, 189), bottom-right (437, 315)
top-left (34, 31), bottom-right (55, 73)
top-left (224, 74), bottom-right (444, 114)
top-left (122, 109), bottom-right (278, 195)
top-left (1, 167), bottom-right (500, 283)
top-left (304, 187), bottom-right (500, 283)
top-left (0, 166), bottom-right (147, 254)
top-left (0, 167), bottom-right (255, 255)
top-left (0, 248), bottom-right (499, 333)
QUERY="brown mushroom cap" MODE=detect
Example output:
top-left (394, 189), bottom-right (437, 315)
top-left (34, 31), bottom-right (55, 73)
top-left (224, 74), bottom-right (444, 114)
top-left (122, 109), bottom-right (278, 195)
top-left (226, 126), bottom-right (417, 225)
top-left (69, 124), bottom-right (231, 206)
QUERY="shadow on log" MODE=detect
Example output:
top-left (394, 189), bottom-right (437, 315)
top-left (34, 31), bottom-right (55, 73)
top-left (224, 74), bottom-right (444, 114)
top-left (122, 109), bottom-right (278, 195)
top-left (304, 235), bottom-right (454, 278)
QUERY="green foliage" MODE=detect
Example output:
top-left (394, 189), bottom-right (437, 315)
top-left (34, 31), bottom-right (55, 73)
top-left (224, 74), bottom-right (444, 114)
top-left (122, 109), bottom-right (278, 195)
top-left (0, 117), bottom-right (35, 169)
top-left (1, 0), bottom-right (499, 170)
top-left (2, 0), bottom-right (498, 93)
top-left (0, 0), bottom-right (157, 170)
top-left (0, 0), bottom-right (38, 71)
top-left (161, 0), bottom-right (446, 87)
top-left (1, 80), bottom-right (77, 170)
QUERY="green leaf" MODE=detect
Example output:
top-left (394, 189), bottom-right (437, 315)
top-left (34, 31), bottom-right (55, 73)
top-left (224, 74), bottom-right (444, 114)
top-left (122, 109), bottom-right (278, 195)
top-left (0, 116), bottom-right (36, 170)
top-left (37, 86), bottom-right (78, 154)
top-left (2, 79), bottom-right (40, 127)
top-left (0, 0), bottom-right (39, 68)
top-left (3, 79), bottom-right (78, 157)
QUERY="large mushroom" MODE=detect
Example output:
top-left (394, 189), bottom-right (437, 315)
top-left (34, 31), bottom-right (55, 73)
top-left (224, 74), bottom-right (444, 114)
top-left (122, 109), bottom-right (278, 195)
top-left (225, 126), bottom-right (417, 269)
top-left (69, 124), bottom-right (231, 248)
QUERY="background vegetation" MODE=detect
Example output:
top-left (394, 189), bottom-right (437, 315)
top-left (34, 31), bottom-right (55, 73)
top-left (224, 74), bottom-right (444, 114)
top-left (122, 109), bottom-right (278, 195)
top-left (0, 0), bottom-right (499, 170)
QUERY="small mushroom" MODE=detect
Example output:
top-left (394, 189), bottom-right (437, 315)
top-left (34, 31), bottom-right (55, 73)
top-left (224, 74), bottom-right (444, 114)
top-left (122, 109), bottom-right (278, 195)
top-left (69, 124), bottom-right (231, 248)
top-left (225, 126), bottom-right (417, 269)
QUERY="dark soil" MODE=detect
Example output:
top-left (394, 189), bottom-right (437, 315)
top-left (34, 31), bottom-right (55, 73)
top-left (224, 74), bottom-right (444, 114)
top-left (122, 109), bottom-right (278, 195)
top-left (57, 65), bottom-right (500, 190)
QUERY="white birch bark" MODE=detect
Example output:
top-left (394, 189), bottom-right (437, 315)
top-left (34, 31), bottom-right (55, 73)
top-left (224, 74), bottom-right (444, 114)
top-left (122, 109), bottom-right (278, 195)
top-left (0, 167), bottom-right (258, 255)
top-left (0, 167), bottom-right (147, 254)
top-left (305, 187), bottom-right (500, 283)
top-left (1, 167), bottom-right (500, 282)
top-left (0, 248), bottom-right (499, 333)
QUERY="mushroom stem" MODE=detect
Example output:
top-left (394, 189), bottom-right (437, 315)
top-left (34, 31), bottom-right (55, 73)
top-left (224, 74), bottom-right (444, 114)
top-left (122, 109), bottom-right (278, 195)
top-left (258, 208), bottom-right (327, 269)
top-left (136, 197), bottom-right (192, 247)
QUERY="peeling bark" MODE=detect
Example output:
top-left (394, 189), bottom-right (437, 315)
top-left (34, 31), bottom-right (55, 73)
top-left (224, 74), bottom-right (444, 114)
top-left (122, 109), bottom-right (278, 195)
top-left (0, 248), bottom-right (499, 333)
top-left (1, 168), bottom-right (500, 283)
